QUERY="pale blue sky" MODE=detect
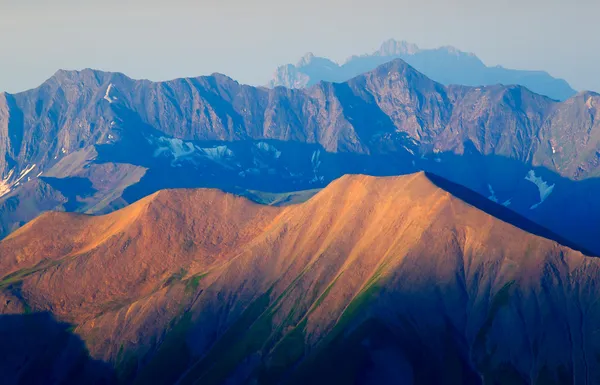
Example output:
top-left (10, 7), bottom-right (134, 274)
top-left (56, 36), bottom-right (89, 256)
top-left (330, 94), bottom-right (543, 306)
top-left (0, 0), bottom-right (598, 94)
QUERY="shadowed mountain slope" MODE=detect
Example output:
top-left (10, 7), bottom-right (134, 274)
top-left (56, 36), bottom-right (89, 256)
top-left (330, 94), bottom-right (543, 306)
top-left (1, 173), bottom-right (599, 384)
top-left (0, 312), bottom-right (116, 385)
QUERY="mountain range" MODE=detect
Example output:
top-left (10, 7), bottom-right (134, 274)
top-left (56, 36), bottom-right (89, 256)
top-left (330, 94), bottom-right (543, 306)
top-left (2, 172), bottom-right (599, 384)
top-left (268, 39), bottom-right (577, 101)
top-left (1, 58), bottom-right (600, 256)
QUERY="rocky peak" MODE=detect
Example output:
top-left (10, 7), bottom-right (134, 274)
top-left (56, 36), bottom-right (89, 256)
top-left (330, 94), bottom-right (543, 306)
top-left (297, 52), bottom-right (316, 66)
top-left (47, 68), bottom-right (105, 88)
top-left (364, 58), bottom-right (434, 87)
top-left (207, 72), bottom-right (239, 85)
top-left (375, 39), bottom-right (420, 56)
top-left (41, 69), bottom-right (134, 95)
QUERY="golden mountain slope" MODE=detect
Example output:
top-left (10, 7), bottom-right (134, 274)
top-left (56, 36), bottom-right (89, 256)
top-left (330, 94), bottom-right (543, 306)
top-left (0, 172), bottom-right (596, 385)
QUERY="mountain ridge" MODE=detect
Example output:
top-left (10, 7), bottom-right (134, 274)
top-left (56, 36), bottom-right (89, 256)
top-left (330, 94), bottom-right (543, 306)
top-left (1, 172), bottom-right (598, 384)
top-left (269, 39), bottom-right (576, 101)
top-left (2, 58), bottom-right (600, 256)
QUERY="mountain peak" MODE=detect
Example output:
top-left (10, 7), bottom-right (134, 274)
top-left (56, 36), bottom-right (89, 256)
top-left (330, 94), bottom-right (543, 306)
top-left (375, 39), bottom-right (420, 56)
top-left (297, 52), bottom-right (316, 66)
top-left (42, 68), bottom-right (132, 92)
top-left (574, 90), bottom-right (600, 98)
top-left (51, 68), bottom-right (109, 81)
top-left (364, 57), bottom-right (424, 79)
top-left (208, 72), bottom-right (238, 83)
top-left (328, 171), bottom-right (430, 190)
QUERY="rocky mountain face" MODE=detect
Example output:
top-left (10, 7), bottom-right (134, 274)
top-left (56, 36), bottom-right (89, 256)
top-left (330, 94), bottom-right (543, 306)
top-left (1, 172), bottom-right (598, 385)
top-left (1, 59), bottom-right (599, 254)
top-left (268, 39), bottom-right (576, 101)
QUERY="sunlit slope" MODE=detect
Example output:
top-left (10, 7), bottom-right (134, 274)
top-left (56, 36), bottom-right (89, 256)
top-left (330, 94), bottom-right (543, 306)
top-left (1, 172), bottom-right (596, 385)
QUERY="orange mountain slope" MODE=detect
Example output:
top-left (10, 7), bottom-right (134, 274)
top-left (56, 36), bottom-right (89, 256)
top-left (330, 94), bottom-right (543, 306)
top-left (1, 172), bottom-right (598, 385)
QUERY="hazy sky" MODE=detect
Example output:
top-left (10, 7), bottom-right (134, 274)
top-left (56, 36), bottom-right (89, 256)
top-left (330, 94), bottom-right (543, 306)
top-left (1, 0), bottom-right (598, 94)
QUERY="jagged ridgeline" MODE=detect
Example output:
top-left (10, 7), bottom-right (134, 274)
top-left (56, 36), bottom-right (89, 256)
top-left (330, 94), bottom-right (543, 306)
top-left (268, 39), bottom-right (576, 101)
top-left (1, 59), bottom-right (600, 256)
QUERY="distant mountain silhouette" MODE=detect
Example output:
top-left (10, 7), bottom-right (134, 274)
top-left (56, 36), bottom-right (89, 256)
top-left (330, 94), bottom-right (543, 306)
top-left (268, 39), bottom-right (576, 101)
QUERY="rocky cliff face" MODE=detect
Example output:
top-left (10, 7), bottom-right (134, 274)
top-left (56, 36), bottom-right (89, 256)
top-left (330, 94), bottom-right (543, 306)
top-left (1, 173), bottom-right (598, 384)
top-left (268, 39), bottom-right (577, 101)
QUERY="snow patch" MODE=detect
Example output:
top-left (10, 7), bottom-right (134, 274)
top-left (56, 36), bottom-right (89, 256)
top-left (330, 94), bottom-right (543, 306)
top-left (255, 142), bottom-right (282, 159)
top-left (488, 185), bottom-right (511, 206)
top-left (103, 84), bottom-right (117, 103)
top-left (0, 164), bottom-right (37, 198)
top-left (154, 137), bottom-right (195, 165)
top-left (197, 145), bottom-right (234, 162)
top-left (309, 150), bottom-right (324, 184)
top-left (0, 169), bottom-right (15, 198)
top-left (587, 97), bottom-right (594, 109)
top-left (310, 174), bottom-right (325, 184)
top-left (487, 184), bottom-right (498, 203)
top-left (19, 164), bottom-right (36, 179)
top-left (525, 170), bottom-right (555, 209)
top-left (311, 150), bottom-right (321, 169)
top-left (153, 137), bottom-right (236, 167)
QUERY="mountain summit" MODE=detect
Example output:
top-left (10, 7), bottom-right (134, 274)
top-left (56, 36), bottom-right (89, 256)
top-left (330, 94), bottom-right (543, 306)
top-left (268, 39), bottom-right (576, 101)
top-left (374, 39), bottom-right (420, 56)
